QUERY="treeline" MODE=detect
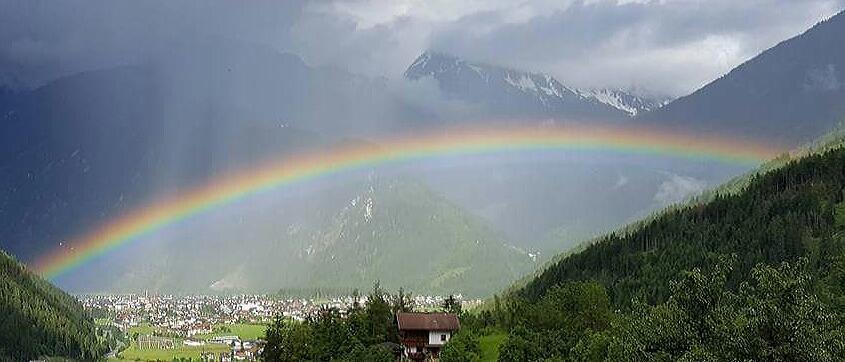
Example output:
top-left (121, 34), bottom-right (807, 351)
top-left (0, 251), bottom-right (105, 361)
top-left (477, 259), bottom-right (843, 360)
top-left (522, 147), bottom-right (845, 306)
top-left (470, 147), bottom-right (845, 360)
top-left (264, 283), bottom-right (465, 361)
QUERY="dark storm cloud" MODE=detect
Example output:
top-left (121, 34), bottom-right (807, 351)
top-left (1, 0), bottom-right (843, 94)
top-left (299, 0), bottom-right (844, 95)
top-left (425, 0), bottom-right (844, 94)
top-left (0, 0), bottom-right (306, 87)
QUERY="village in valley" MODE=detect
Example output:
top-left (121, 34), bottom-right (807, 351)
top-left (84, 293), bottom-right (478, 361)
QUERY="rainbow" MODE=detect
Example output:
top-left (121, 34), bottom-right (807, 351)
top-left (32, 125), bottom-right (781, 279)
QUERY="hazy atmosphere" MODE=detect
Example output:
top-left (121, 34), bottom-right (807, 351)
top-left (2, 0), bottom-right (843, 293)
top-left (3, 1), bottom-right (845, 361)
top-left (2, 0), bottom-right (841, 94)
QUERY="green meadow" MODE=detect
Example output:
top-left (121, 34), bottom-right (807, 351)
top-left (126, 323), bottom-right (163, 337)
top-left (109, 322), bottom-right (267, 361)
top-left (193, 323), bottom-right (268, 341)
top-left (112, 343), bottom-right (230, 361)
top-left (478, 332), bottom-right (506, 361)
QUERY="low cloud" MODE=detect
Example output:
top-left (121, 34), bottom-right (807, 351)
top-left (804, 64), bottom-right (843, 91)
top-left (613, 174), bottom-right (629, 189)
top-left (654, 174), bottom-right (707, 206)
top-left (0, 1), bottom-right (843, 95)
top-left (303, 0), bottom-right (844, 95)
top-left (388, 77), bottom-right (484, 121)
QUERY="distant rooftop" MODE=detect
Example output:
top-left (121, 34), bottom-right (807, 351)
top-left (396, 312), bottom-right (460, 331)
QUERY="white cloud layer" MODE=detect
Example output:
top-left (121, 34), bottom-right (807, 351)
top-left (0, 0), bottom-right (843, 95)
top-left (654, 173), bottom-right (707, 205)
top-left (298, 0), bottom-right (844, 94)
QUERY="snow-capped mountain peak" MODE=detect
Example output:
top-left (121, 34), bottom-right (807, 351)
top-left (405, 51), bottom-right (670, 118)
top-left (576, 88), bottom-right (670, 116)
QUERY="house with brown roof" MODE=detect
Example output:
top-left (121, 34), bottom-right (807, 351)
top-left (396, 312), bottom-right (460, 361)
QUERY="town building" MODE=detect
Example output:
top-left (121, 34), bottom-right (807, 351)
top-left (396, 312), bottom-right (460, 361)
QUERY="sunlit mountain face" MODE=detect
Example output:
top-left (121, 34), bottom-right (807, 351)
top-left (0, 2), bottom-right (841, 297)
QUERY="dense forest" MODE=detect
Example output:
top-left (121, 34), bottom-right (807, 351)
top-left (464, 146), bottom-right (845, 360)
top-left (260, 146), bottom-right (845, 361)
top-left (0, 251), bottom-right (105, 361)
top-left (263, 283), bottom-right (464, 362)
top-left (9, 142), bottom-right (845, 362)
top-left (521, 146), bottom-right (845, 306)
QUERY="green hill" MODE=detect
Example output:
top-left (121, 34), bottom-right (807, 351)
top-left (0, 250), bottom-right (104, 361)
top-left (109, 177), bottom-right (536, 297)
top-left (506, 128), bottom-right (845, 304)
top-left (304, 178), bottom-right (536, 297)
top-left (519, 145), bottom-right (845, 306)
top-left (472, 137), bottom-right (845, 361)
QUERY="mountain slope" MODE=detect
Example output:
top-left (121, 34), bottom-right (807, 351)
top-left (0, 42), bottom-right (431, 264)
top-left (0, 65), bottom-right (329, 261)
top-left (641, 11), bottom-right (845, 146)
top-left (107, 178), bottom-right (535, 297)
top-left (578, 88), bottom-right (668, 117)
top-left (0, 250), bottom-right (103, 360)
top-left (405, 51), bottom-right (667, 120)
top-left (517, 143), bottom-right (845, 309)
top-left (303, 178), bottom-right (535, 296)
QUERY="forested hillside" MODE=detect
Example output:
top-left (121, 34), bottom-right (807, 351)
top-left (108, 178), bottom-right (535, 296)
top-left (519, 146), bottom-right (845, 307)
top-left (303, 179), bottom-right (535, 297)
top-left (460, 145), bottom-right (845, 360)
top-left (0, 250), bottom-right (103, 361)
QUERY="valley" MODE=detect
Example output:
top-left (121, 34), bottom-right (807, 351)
top-left (83, 293), bottom-right (479, 361)
top-left (2, 2), bottom-right (845, 362)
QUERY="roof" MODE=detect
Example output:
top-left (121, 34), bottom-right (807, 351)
top-left (396, 312), bottom-right (460, 331)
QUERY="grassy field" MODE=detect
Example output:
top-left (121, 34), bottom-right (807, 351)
top-left (193, 323), bottom-right (268, 341)
top-left (478, 332), bottom-right (506, 361)
top-left (112, 343), bottom-right (230, 361)
top-left (126, 323), bottom-right (160, 336)
top-left (109, 322), bottom-right (265, 360)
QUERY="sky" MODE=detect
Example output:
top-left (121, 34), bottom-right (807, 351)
top-left (1, 0), bottom-right (843, 96)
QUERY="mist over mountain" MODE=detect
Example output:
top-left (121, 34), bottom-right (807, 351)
top-left (405, 51), bottom-right (670, 121)
top-left (416, 156), bottom-right (743, 249)
top-left (5, 3), bottom-right (845, 361)
top-left (642, 10), bottom-right (845, 146)
top-left (0, 40), bottom-right (439, 263)
top-left (93, 177), bottom-right (535, 296)
top-left (300, 178), bottom-right (535, 296)
top-left (0, 63), bottom-right (320, 261)
top-left (0, 38), bottom-right (729, 294)
top-left (0, 41), bottom-right (750, 296)
top-left (5, 9), bottom-right (845, 297)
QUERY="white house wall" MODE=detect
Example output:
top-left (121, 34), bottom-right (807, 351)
top-left (428, 330), bottom-right (451, 345)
